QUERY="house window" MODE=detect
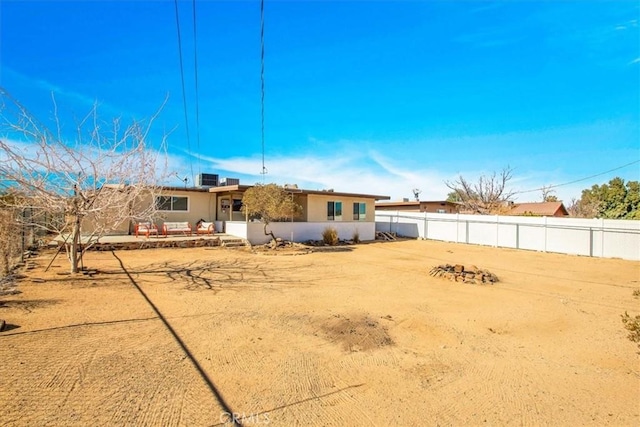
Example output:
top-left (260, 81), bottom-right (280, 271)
top-left (232, 199), bottom-right (243, 212)
top-left (327, 201), bottom-right (342, 221)
top-left (155, 196), bottom-right (189, 212)
top-left (437, 209), bottom-right (446, 214)
top-left (353, 202), bottom-right (366, 220)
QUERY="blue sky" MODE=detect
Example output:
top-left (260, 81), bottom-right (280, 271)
top-left (1, 0), bottom-right (638, 202)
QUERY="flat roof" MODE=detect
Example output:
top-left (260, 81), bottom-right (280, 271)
top-left (208, 185), bottom-right (390, 201)
top-left (101, 184), bottom-right (210, 193)
top-left (376, 200), bottom-right (458, 206)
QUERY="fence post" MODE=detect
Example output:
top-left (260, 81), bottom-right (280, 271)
top-left (601, 218), bottom-right (605, 258)
top-left (495, 215), bottom-right (499, 247)
top-left (423, 212), bottom-right (427, 240)
top-left (465, 219), bottom-right (469, 244)
top-left (543, 216), bottom-right (548, 252)
top-left (516, 223), bottom-right (519, 249)
top-left (455, 213), bottom-right (459, 243)
top-left (396, 211), bottom-right (399, 235)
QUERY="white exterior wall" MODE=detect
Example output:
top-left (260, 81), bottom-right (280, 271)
top-left (376, 211), bottom-right (640, 261)
top-left (225, 221), bottom-right (375, 245)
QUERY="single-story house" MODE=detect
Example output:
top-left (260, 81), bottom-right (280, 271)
top-left (375, 200), bottom-right (460, 214)
top-left (84, 182), bottom-right (390, 244)
top-left (507, 201), bottom-right (569, 217)
top-left (209, 184), bottom-right (390, 244)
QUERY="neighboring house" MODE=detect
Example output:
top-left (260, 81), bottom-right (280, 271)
top-left (507, 202), bottom-right (569, 217)
top-left (375, 200), bottom-right (460, 214)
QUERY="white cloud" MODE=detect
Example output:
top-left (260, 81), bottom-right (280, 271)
top-left (3, 66), bottom-right (126, 116)
top-left (170, 146), bottom-right (640, 206)
top-left (191, 151), bottom-right (457, 201)
top-left (6, 135), bottom-right (634, 206)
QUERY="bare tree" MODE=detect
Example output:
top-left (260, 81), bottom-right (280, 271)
top-left (445, 167), bottom-right (515, 214)
top-left (241, 183), bottom-right (302, 246)
top-left (0, 88), bottom-right (169, 273)
top-left (541, 185), bottom-right (558, 202)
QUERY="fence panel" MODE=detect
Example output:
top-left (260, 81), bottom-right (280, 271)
top-left (375, 211), bottom-right (640, 261)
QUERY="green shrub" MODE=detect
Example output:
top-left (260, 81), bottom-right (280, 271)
top-left (322, 227), bottom-right (339, 245)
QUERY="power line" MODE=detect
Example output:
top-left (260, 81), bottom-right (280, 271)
top-left (259, 0), bottom-right (267, 180)
top-left (515, 159), bottom-right (640, 195)
top-left (192, 0), bottom-right (202, 177)
top-left (174, 0), bottom-right (194, 183)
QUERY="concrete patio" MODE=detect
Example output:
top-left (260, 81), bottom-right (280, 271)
top-left (51, 233), bottom-right (249, 250)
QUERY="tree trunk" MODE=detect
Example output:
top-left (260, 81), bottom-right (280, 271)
top-left (263, 222), bottom-right (277, 247)
top-left (69, 216), bottom-right (81, 274)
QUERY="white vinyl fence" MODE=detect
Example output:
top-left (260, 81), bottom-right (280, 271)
top-left (375, 211), bottom-right (640, 261)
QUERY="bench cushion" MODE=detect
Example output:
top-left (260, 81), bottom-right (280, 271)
top-left (163, 222), bottom-right (192, 234)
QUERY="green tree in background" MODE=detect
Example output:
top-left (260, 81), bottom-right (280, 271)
top-left (569, 177), bottom-right (640, 219)
top-left (446, 191), bottom-right (463, 203)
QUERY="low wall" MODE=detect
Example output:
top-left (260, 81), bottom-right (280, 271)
top-left (375, 211), bottom-right (640, 261)
top-left (226, 221), bottom-right (375, 245)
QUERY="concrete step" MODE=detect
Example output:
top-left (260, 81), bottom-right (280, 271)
top-left (221, 238), bottom-right (250, 248)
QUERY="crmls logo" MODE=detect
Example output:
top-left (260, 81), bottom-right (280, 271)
top-left (219, 411), bottom-right (270, 425)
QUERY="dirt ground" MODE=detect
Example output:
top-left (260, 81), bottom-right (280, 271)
top-left (1, 240), bottom-right (639, 426)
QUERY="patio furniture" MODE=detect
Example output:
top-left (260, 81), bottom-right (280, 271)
top-left (196, 221), bottom-right (216, 235)
top-left (162, 221), bottom-right (192, 236)
top-left (134, 222), bottom-right (159, 238)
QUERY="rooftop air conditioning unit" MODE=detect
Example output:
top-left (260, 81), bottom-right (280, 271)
top-left (220, 177), bottom-right (240, 186)
top-left (196, 173), bottom-right (218, 187)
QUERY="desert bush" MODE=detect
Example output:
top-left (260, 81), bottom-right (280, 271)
top-left (633, 289), bottom-right (640, 298)
top-left (621, 312), bottom-right (640, 351)
top-left (352, 230), bottom-right (360, 244)
top-left (322, 227), bottom-right (339, 246)
top-left (0, 208), bottom-right (21, 276)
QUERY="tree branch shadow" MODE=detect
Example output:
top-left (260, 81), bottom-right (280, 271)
top-left (95, 258), bottom-right (320, 293)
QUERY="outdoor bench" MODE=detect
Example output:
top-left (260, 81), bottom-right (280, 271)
top-left (162, 221), bottom-right (192, 236)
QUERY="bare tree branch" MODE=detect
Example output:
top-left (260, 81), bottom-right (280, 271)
top-left (445, 167), bottom-right (515, 214)
top-left (0, 88), bottom-right (169, 273)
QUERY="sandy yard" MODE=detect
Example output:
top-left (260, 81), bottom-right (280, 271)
top-left (0, 239), bottom-right (638, 426)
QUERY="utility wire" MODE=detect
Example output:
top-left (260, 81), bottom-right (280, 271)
top-left (192, 0), bottom-right (202, 177)
top-left (515, 159), bottom-right (640, 195)
top-left (174, 0), bottom-right (195, 184)
top-left (259, 0), bottom-right (267, 180)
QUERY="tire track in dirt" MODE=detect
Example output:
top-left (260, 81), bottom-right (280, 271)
top-left (1, 320), bottom-right (220, 426)
top-left (111, 251), bottom-right (242, 426)
top-left (267, 352), bottom-right (360, 426)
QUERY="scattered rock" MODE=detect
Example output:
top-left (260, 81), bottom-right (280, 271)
top-left (429, 264), bottom-right (498, 285)
top-left (91, 238), bottom-right (221, 251)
